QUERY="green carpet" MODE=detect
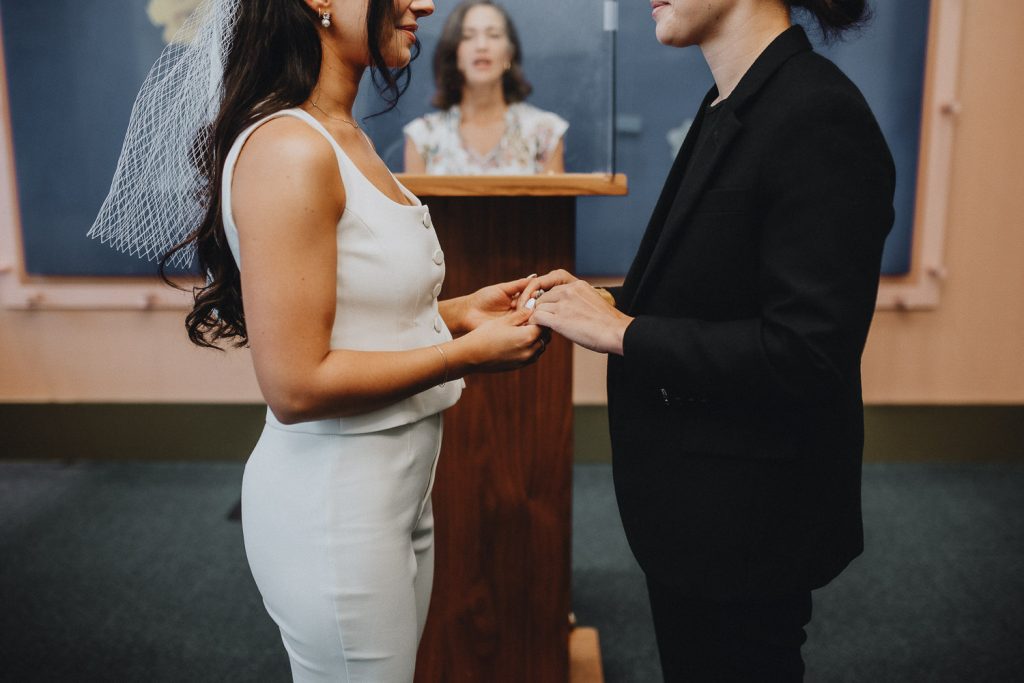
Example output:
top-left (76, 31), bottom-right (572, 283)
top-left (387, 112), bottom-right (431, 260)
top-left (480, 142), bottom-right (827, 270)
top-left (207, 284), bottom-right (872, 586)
top-left (1, 461), bottom-right (1022, 682)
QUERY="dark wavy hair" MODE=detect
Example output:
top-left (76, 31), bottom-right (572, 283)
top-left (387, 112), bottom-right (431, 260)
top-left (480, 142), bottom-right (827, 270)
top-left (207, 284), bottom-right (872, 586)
top-left (161, 0), bottom-right (415, 349)
top-left (785, 0), bottom-right (872, 40)
top-left (431, 0), bottom-right (531, 110)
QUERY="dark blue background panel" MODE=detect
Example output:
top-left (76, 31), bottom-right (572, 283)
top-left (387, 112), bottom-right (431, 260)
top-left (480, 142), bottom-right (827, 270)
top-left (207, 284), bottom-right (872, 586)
top-left (1, 1), bottom-right (182, 276)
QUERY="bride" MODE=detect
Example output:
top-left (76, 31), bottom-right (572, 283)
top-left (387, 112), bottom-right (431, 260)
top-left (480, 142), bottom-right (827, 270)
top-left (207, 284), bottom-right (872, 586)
top-left (91, 0), bottom-right (547, 680)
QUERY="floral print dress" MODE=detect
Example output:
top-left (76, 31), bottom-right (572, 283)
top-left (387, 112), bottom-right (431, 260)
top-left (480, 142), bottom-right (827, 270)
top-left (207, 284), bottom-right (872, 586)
top-left (403, 103), bottom-right (569, 175)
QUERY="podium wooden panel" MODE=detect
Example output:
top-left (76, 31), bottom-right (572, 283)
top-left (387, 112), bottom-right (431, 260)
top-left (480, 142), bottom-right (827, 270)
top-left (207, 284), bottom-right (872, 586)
top-left (400, 175), bottom-right (625, 683)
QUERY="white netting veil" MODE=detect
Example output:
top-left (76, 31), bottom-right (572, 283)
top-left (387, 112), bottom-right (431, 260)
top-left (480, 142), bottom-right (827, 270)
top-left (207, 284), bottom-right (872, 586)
top-left (88, 0), bottom-right (241, 268)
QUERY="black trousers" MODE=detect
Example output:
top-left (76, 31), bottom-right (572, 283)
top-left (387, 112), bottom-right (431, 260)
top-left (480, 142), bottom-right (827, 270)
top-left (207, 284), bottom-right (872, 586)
top-left (646, 577), bottom-right (813, 682)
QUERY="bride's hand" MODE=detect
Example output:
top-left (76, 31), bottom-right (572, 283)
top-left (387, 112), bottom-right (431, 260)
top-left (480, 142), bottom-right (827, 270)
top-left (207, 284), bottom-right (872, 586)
top-left (458, 275), bottom-right (537, 332)
top-left (456, 308), bottom-right (548, 373)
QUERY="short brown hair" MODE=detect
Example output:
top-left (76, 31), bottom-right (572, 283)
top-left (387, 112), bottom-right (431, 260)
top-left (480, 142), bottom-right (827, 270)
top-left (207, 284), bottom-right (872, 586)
top-left (431, 0), bottom-right (532, 110)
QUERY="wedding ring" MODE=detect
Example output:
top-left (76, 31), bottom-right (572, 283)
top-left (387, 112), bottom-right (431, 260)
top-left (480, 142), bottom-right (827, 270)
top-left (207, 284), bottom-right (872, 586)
top-left (525, 288), bottom-right (545, 311)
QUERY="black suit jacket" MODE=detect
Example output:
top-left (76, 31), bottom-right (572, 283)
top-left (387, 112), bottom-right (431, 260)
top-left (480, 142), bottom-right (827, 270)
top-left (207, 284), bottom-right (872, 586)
top-left (606, 26), bottom-right (896, 600)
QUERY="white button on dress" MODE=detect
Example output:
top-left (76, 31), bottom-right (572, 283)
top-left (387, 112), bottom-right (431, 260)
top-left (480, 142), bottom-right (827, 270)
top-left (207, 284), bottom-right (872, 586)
top-left (432, 249), bottom-right (444, 266)
top-left (432, 283), bottom-right (442, 299)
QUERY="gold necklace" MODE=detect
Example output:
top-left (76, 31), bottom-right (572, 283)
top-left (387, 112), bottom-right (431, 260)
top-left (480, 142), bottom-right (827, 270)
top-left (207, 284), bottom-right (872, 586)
top-left (310, 96), bottom-right (361, 130)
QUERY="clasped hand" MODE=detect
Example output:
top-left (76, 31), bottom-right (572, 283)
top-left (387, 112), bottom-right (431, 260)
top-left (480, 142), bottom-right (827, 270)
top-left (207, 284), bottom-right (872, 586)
top-left (518, 270), bottom-right (634, 356)
top-left (451, 268), bottom-right (632, 362)
top-left (445, 276), bottom-right (550, 371)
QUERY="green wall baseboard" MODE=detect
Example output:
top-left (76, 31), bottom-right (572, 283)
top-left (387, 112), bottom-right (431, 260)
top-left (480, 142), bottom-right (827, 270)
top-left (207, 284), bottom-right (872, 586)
top-left (1, 404), bottom-right (1022, 463)
top-left (0, 404), bottom-right (267, 462)
top-left (575, 405), bottom-right (1024, 463)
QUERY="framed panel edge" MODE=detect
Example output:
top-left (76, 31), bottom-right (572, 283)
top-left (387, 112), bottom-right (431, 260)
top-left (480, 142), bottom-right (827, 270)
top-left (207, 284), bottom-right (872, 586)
top-left (876, 0), bottom-right (962, 311)
top-left (0, 17), bottom-right (190, 311)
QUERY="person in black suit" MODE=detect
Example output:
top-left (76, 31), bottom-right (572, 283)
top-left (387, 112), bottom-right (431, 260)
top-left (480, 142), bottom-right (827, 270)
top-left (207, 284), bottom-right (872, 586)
top-left (521, 0), bottom-right (895, 680)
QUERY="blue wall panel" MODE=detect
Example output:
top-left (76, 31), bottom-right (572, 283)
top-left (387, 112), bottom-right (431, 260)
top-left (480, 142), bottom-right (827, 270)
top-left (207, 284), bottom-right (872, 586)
top-left (1, 1), bottom-right (170, 276)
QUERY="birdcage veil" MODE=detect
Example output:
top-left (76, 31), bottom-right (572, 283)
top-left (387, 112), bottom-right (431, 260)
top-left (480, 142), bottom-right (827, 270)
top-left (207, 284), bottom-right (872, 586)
top-left (88, 0), bottom-right (241, 268)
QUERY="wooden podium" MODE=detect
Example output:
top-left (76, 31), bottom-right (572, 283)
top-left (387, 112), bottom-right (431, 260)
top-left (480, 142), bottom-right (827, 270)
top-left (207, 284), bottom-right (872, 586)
top-left (398, 174), bottom-right (627, 683)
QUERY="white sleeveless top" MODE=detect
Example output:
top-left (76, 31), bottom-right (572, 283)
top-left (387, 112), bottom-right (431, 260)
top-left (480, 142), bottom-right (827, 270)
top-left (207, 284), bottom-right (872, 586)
top-left (222, 108), bottom-right (463, 435)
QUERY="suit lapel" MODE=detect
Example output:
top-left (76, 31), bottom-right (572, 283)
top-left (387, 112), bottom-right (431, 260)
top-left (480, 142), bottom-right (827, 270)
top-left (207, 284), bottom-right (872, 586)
top-left (626, 109), bottom-right (742, 311)
top-left (618, 88), bottom-right (719, 310)
top-left (623, 25), bottom-right (814, 313)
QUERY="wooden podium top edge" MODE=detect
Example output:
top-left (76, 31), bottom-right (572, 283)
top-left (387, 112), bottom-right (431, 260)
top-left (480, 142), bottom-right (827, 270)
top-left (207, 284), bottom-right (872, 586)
top-left (396, 173), bottom-right (628, 197)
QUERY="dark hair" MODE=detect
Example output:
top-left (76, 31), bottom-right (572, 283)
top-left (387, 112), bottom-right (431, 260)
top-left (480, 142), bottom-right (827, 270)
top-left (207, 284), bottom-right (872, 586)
top-left (785, 0), bottom-right (872, 40)
top-left (431, 0), bottom-right (531, 110)
top-left (161, 0), bottom-right (415, 349)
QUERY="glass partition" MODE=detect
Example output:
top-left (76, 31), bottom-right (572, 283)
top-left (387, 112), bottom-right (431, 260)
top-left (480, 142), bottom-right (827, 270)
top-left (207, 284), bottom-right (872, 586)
top-left (355, 0), bottom-right (615, 175)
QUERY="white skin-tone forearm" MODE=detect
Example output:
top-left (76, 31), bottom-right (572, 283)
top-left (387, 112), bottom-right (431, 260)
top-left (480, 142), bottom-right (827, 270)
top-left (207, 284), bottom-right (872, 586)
top-left (519, 269), bottom-right (634, 356)
top-left (232, 117), bottom-right (544, 425)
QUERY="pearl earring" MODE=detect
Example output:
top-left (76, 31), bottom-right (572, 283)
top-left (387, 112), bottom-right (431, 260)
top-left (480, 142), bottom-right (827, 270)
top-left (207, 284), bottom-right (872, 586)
top-left (320, 10), bottom-right (332, 28)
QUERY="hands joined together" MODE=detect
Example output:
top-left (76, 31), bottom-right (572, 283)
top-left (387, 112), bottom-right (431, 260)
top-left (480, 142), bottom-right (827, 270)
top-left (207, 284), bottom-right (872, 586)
top-left (518, 270), bottom-right (633, 356)
top-left (455, 269), bottom-right (633, 371)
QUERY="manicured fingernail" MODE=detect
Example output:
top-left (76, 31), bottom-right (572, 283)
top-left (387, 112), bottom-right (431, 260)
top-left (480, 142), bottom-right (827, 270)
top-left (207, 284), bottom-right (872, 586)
top-left (527, 273), bottom-right (537, 278)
